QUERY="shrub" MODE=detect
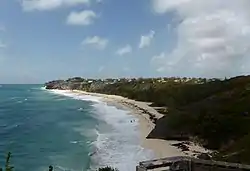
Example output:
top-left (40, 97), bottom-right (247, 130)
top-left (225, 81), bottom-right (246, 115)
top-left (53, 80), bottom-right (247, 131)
top-left (0, 152), bottom-right (14, 171)
top-left (97, 166), bottom-right (119, 171)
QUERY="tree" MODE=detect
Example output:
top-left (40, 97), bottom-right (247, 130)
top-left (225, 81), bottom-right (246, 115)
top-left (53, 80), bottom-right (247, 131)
top-left (97, 166), bottom-right (119, 171)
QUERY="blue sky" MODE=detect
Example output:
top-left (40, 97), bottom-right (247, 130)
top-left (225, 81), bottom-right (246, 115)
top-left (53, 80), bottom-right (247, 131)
top-left (0, 0), bottom-right (175, 83)
top-left (0, 0), bottom-right (250, 83)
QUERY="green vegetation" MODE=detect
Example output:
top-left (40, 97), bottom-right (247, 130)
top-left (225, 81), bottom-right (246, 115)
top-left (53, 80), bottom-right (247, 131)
top-left (45, 75), bottom-right (250, 164)
top-left (0, 152), bottom-right (14, 171)
top-left (0, 152), bottom-right (118, 171)
top-left (97, 166), bottom-right (118, 171)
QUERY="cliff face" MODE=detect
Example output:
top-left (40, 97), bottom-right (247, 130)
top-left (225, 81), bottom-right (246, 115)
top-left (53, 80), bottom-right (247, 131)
top-left (147, 115), bottom-right (190, 141)
top-left (45, 80), bottom-right (71, 89)
top-left (45, 78), bottom-right (107, 92)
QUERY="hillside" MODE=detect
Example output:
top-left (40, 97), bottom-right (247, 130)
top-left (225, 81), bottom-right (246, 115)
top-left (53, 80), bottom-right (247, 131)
top-left (45, 76), bottom-right (250, 164)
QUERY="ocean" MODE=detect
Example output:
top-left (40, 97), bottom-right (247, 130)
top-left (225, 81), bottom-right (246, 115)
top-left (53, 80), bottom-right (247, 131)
top-left (0, 84), bottom-right (154, 171)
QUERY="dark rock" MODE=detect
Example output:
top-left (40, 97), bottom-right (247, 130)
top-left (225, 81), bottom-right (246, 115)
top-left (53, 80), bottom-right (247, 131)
top-left (197, 153), bottom-right (211, 160)
top-left (45, 80), bottom-right (66, 89)
top-left (147, 116), bottom-right (190, 141)
top-left (152, 118), bottom-right (157, 124)
top-left (183, 141), bottom-right (191, 145)
top-left (49, 165), bottom-right (53, 171)
top-left (172, 142), bottom-right (183, 147)
top-left (172, 142), bottom-right (189, 152)
top-left (180, 144), bottom-right (189, 152)
top-left (45, 79), bottom-right (84, 90)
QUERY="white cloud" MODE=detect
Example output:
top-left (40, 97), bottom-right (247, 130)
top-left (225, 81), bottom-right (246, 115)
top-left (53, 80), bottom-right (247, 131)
top-left (152, 0), bottom-right (191, 14)
top-left (139, 30), bottom-right (155, 49)
top-left (116, 45), bottom-right (132, 56)
top-left (21, 0), bottom-right (91, 11)
top-left (151, 52), bottom-right (165, 64)
top-left (151, 0), bottom-right (250, 77)
top-left (151, 52), bottom-right (173, 72)
top-left (82, 36), bottom-right (108, 49)
top-left (66, 10), bottom-right (97, 26)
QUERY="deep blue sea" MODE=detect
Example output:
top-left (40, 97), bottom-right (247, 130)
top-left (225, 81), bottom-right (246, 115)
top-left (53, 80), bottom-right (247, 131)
top-left (0, 85), bottom-right (153, 171)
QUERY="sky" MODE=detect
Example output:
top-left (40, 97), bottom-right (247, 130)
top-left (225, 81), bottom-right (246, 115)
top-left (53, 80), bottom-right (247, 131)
top-left (1, 0), bottom-right (250, 83)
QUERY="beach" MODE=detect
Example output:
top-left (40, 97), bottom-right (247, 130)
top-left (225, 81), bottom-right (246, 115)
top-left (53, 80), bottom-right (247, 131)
top-left (71, 90), bottom-right (209, 159)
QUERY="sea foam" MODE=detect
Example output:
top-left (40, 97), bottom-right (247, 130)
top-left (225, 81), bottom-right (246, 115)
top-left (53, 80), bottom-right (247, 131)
top-left (48, 90), bottom-right (154, 171)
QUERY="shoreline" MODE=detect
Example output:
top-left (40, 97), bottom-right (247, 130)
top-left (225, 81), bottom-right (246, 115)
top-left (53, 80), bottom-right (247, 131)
top-left (70, 90), bottom-right (210, 159)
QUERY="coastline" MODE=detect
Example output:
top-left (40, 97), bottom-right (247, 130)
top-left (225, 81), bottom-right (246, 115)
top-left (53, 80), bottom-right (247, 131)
top-left (70, 90), bottom-right (210, 159)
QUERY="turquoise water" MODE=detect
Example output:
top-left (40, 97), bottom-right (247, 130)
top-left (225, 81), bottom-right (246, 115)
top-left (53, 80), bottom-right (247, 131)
top-left (0, 85), bottom-right (154, 171)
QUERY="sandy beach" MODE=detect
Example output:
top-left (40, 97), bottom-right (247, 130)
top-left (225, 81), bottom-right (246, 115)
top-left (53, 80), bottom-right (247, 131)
top-left (71, 90), bottom-right (209, 160)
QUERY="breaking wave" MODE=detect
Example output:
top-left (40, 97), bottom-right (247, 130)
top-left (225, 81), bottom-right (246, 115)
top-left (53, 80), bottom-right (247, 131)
top-left (49, 90), bottom-right (155, 171)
